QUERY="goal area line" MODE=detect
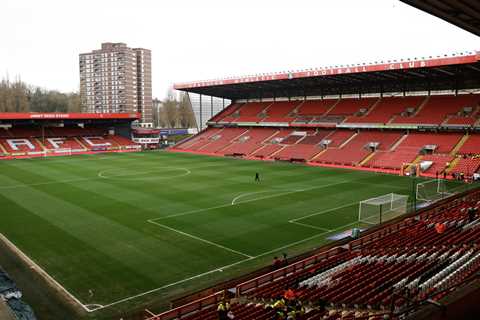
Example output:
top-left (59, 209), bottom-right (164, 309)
top-left (0, 211), bottom-right (361, 314)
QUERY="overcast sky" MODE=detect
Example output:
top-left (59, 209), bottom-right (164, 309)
top-left (1, 0), bottom-right (478, 99)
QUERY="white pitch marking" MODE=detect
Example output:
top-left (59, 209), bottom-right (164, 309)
top-left (151, 180), bottom-right (351, 222)
top-left (289, 201), bottom-right (359, 223)
top-left (231, 189), bottom-right (303, 205)
top-left (0, 159), bottom-right (234, 190)
top-left (101, 219), bottom-right (362, 313)
top-left (0, 233), bottom-right (91, 313)
top-left (148, 220), bottom-right (253, 258)
top-left (253, 220), bottom-right (361, 260)
top-left (84, 304), bottom-right (104, 311)
top-left (0, 156), bottom-right (399, 312)
top-left (0, 217), bottom-right (362, 314)
top-left (89, 256), bottom-right (254, 312)
top-left (289, 221), bottom-right (332, 232)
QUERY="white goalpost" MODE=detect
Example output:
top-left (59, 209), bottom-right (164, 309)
top-left (416, 178), bottom-right (467, 203)
top-left (359, 193), bottom-right (408, 225)
top-left (416, 179), bottom-right (448, 202)
top-left (43, 148), bottom-right (73, 158)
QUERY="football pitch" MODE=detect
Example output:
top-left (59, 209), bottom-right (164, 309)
top-left (0, 151), bottom-right (419, 317)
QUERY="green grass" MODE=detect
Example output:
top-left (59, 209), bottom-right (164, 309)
top-left (0, 151), bottom-right (419, 318)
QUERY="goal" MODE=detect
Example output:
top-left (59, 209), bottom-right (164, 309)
top-left (44, 148), bottom-right (73, 158)
top-left (358, 193), bottom-right (408, 225)
top-left (416, 179), bottom-right (466, 203)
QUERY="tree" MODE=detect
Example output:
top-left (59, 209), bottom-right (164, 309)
top-left (0, 77), bottom-right (81, 113)
top-left (154, 89), bottom-right (196, 128)
top-left (0, 78), bottom-right (29, 112)
top-left (178, 92), bottom-right (196, 128)
top-left (163, 98), bottom-right (178, 128)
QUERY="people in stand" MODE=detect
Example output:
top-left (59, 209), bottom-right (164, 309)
top-left (284, 288), bottom-right (296, 301)
top-left (435, 222), bottom-right (446, 234)
top-left (467, 207), bottom-right (478, 223)
top-left (272, 296), bottom-right (286, 319)
top-left (282, 252), bottom-right (288, 266)
top-left (272, 256), bottom-right (282, 270)
top-left (217, 297), bottom-right (231, 320)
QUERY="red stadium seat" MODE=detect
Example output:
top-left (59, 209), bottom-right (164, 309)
top-left (0, 126), bottom-right (139, 158)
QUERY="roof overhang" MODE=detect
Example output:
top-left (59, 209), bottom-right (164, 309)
top-left (400, 0), bottom-right (480, 36)
top-left (0, 112), bottom-right (141, 121)
top-left (174, 53), bottom-right (480, 100)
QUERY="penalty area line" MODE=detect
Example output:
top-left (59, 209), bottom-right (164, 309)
top-left (151, 179), bottom-right (351, 222)
top-left (230, 188), bottom-right (304, 205)
top-left (84, 220), bottom-right (362, 312)
top-left (289, 201), bottom-right (359, 223)
top-left (148, 220), bottom-right (253, 258)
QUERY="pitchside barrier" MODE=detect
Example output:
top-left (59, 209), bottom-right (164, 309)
top-left (235, 247), bottom-right (344, 297)
top-left (146, 188), bottom-right (480, 320)
top-left (145, 291), bottom-right (224, 320)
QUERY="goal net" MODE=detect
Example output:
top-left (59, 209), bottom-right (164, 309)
top-left (43, 148), bottom-right (73, 158)
top-left (416, 179), bottom-right (467, 203)
top-left (359, 193), bottom-right (408, 225)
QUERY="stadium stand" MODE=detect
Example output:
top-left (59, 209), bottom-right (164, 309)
top-left (458, 134), bottom-right (480, 155)
top-left (448, 156), bottom-right (480, 176)
top-left (174, 97), bottom-right (480, 177)
top-left (345, 96), bottom-right (425, 124)
top-left (418, 154), bottom-right (453, 174)
top-left (364, 132), bottom-right (464, 171)
top-left (246, 129), bottom-right (293, 159)
top-left (157, 23), bottom-right (480, 320)
top-left (176, 127), bottom-right (223, 151)
top-left (198, 127), bottom-right (248, 154)
top-left (0, 126), bottom-right (139, 158)
top-left (250, 143), bottom-right (284, 159)
top-left (0, 113), bottom-right (141, 159)
top-left (297, 100), bottom-right (336, 116)
top-left (210, 103), bottom-right (244, 122)
top-left (222, 128), bottom-right (279, 156)
top-left (262, 101), bottom-right (302, 123)
top-left (326, 98), bottom-right (377, 116)
top-left (147, 188), bottom-right (480, 320)
top-left (272, 130), bottom-right (333, 161)
top-left (392, 95), bottom-right (480, 125)
top-left (221, 102), bottom-right (271, 123)
top-left (313, 131), bottom-right (403, 166)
